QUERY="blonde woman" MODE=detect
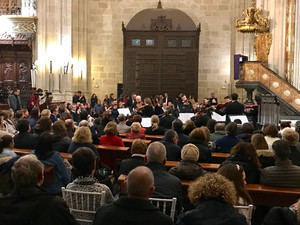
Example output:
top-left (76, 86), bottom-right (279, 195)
top-left (67, 126), bottom-right (98, 155)
top-left (145, 115), bottom-right (165, 135)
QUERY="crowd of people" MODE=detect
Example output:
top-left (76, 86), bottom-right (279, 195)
top-left (0, 90), bottom-right (300, 225)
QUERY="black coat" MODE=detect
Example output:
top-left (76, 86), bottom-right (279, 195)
top-left (145, 127), bottom-right (165, 135)
top-left (177, 133), bottom-right (190, 148)
top-left (147, 162), bottom-right (183, 212)
top-left (52, 135), bottom-right (71, 153)
top-left (160, 115), bottom-right (176, 130)
top-left (93, 197), bottom-right (173, 225)
top-left (225, 101), bottom-right (245, 115)
top-left (0, 187), bottom-right (79, 225)
top-left (289, 144), bottom-right (300, 166)
top-left (189, 138), bottom-right (211, 163)
top-left (176, 199), bottom-right (247, 225)
top-left (169, 160), bottom-right (206, 180)
top-left (161, 140), bottom-right (181, 161)
top-left (118, 155), bottom-right (145, 176)
top-left (13, 132), bottom-right (38, 149)
top-left (142, 105), bottom-right (155, 117)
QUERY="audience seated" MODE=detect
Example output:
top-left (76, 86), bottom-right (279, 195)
top-left (35, 133), bottom-right (71, 194)
top-left (34, 117), bottom-right (52, 135)
top-left (176, 173), bottom-right (247, 225)
top-left (169, 143), bottom-right (206, 180)
top-left (223, 142), bottom-right (261, 184)
top-left (182, 120), bottom-right (196, 136)
top-left (262, 124), bottom-right (280, 151)
top-left (116, 114), bottom-right (130, 133)
top-left (126, 122), bottom-right (146, 139)
top-left (282, 128), bottom-right (300, 166)
top-left (132, 115), bottom-right (146, 134)
top-left (52, 120), bottom-right (71, 153)
top-left (145, 115), bottom-right (165, 135)
top-left (100, 122), bottom-right (124, 146)
top-left (13, 119), bottom-right (38, 149)
top-left (146, 142), bottom-right (183, 213)
top-left (65, 118), bottom-right (75, 138)
top-left (28, 107), bottom-right (39, 129)
top-left (0, 155), bottom-right (78, 225)
top-left (236, 123), bottom-right (254, 142)
top-left (260, 140), bottom-right (300, 187)
top-left (67, 147), bottom-right (113, 221)
top-left (188, 128), bottom-right (211, 162)
top-left (161, 130), bottom-right (181, 161)
top-left (1, 110), bottom-right (17, 135)
top-left (172, 119), bottom-right (189, 148)
top-left (68, 126), bottom-right (98, 156)
top-left (93, 166), bottom-right (173, 225)
top-left (210, 122), bottom-right (226, 143)
top-left (251, 133), bottom-right (275, 168)
top-left (215, 122), bottom-right (240, 153)
top-left (118, 139), bottom-right (147, 175)
top-left (160, 108), bottom-right (176, 130)
top-left (0, 135), bottom-right (17, 160)
top-left (50, 105), bottom-right (59, 123)
top-left (0, 118), bottom-right (13, 139)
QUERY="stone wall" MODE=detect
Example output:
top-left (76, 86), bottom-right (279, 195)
top-left (72, 0), bottom-right (253, 103)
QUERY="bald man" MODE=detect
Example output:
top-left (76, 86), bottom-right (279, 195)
top-left (93, 166), bottom-right (173, 225)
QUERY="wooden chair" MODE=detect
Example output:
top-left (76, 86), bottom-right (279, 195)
top-left (61, 188), bottom-right (106, 225)
top-left (234, 204), bottom-right (254, 225)
top-left (149, 197), bottom-right (177, 222)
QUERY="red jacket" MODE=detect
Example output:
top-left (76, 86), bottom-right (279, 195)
top-left (99, 135), bottom-right (124, 147)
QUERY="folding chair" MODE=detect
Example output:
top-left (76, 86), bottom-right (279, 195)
top-left (149, 197), bottom-right (177, 221)
top-left (234, 204), bottom-right (254, 225)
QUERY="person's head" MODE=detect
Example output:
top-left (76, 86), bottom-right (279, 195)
top-left (280, 121), bottom-right (291, 130)
top-left (37, 117), bottom-right (52, 133)
top-left (16, 119), bottom-right (30, 133)
top-left (206, 119), bottom-right (216, 133)
top-left (65, 119), bottom-right (74, 132)
top-left (72, 147), bottom-right (96, 178)
top-left (131, 139), bottom-right (147, 155)
top-left (40, 109), bottom-right (50, 118)
top-left (146, 142), bottom-right (166, 164)
top-left (11, 155), bottom-right (44, 188)
top-left (181, 144), bottom-right (199, 161)
top-left (172, 119), bottom-right (183, 134)
top-left (151, 115), bottom-right (160, 130)
top-left (144, 97), bottom-right (152, 106)
top-left (263, 124), bottom-right (278, 138)
top-left (0, 135), bottom-right (13, 151)
top-left (215, 122), bottom-right (225, 132)
top-left (104, 121), bottom-right (118, 136)
top-left (52, 120), bottom-right (67, 137)
top-left (14, 89), bottom-right (20, 95)
top-left (130, 122), bottom-right (141, 133)
top-left (231, 142), bottom-right (261, 168)
top-left (233, 119), bottom-right (242, 125)
top-left (80, 110), bottom-right (88, 121)
top-left (79, 120), bottom-right (89, 127)
top-left (200, 126), bottom-right (210, 143)
top-left (133, 114), bottom-right (142, 123)
top-left (183, 120), bottom-right (196, 133)
top-left (50, 105), bottom-right (58, 115)
top-left (15, 110), bottom-right (24, 120)
top-left (218, 163), bottom-right (252, 204)
top-left (251, 133), bottom-right (268, 150)
top-left (126, 166), bottom-right (155, 200)
top-left (35, 133), bottom-right (54, 160)
top-left (189, 128), bottom-right (206, 142)
top-left (231, 93), bottom-right (238, 101)
top-left (272, 140), bottom-right (290, 161)
top-left (282, 128), bottom-right (299, 147)
top-left (72, 126), bottom-right (92, 143)
top-left (118, 114), bottom-right (126, 122)
top-left (136, 95), bottom-right (142, 103)
top-left (242, 123), bottom-right (254, 134)
top-left (164, 129), bottom-right (178, 144)
top-left (225, 122), bottom-right (237, 136)
top-left (188, 173), bottom-right (237, 206)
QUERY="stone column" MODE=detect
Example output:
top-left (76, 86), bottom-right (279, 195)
top-left (293, 1), bottom-right (300, 89)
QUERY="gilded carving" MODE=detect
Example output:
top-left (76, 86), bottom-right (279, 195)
top-left (254, 33), bottom-right (272, 62)
top-left (236, 7), bottom-right (270, 33)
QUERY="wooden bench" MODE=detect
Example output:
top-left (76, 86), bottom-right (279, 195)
top-left (13, 148), bottom-right (72, 160)
top-left (211, 152), bottom-right (230, 163)
top-left (122, 138), bottom-right (151, 147)
top-left (165, 161), bottom-right (220, 172)
top-left (119, 133), bottom-right (163, 142)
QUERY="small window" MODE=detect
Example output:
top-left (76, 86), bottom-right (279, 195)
top-left (182, 40), bottom-right (192, 47)
top-left (131, 39), bottom-right (141, 46)
top-left (146, 39), bottom-right (155, 46)
top-left (168, 40), bottom-right (177, 47)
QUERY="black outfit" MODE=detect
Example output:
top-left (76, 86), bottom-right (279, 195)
top-left (188, 138), bottom-right (211, 163)
top-left (169, 160), bottom-right (206, 180)
top-left (192, 114), bottom-right (210, 128)
top-left (52, 135), bottom-right (71, 153)
top-left (14, 132), bottom-right (38, 149)
top-left (161, 140), bottom-right (181, 161)
top-left (50, 114), bottom-right (58, 123)
top-left (263, 206), bottom-right (298, 225)
top-left (79, 96), bottom-right (86, 104)
top-left (118, 155), bottom-right (145, 175)
top-left (141, 105), bottom-right (155, 117)
top-left (91, 96), bottom-right (98, 108)
top-left (160, 115), bottom-right (176, 130)
top-left (145, 126), bottom-right (165, 135)
top-left (179, 103), bottom-right (193, 113)
top-left (147, 162), bottom-right (183, 212)
top-left (222, 154), bottom-right (260, 184)
top-left (0, 186), bottom-right (79, 225)
top-left (72, 95), bottom-right (79, 104)
top-left (93, 197), bottom-right (173, 225)
top-left (177, 133), bottom-right (190, 148)
top-left (154, 105), bottom-right (164, 115)
top-left (176, 198), bottom-right (247, 225)
top-left (236, 133), bottom-right (252, 142)
top-left (217, 100), bottom-right (245, 123)
top-left (289, 144), bottom-right (300, 166)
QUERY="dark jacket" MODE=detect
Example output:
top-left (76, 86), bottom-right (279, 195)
top-left (141, 105), bottom-right (155, 117)
top-left (118, 155), bottom-right (145, 175)
top-left (177, 133), bottom-right (190, 148)
top-left (147, 162), bottom-right (183, 212)
top-left (189, 138), bottom-right (211, 163)
top-left (160, 115), bottom-right (176, 130)
top-left (93, 197), bottom-right (173, 225)
top-left (176, 198), bottom-right (247, 225)
top-left (145, 127), bottom-right (165, 135)
top-left (0, 187), bottom-right (78, 225)
top-left (14, 132), bottom-right (38, 149)
top-left (289, 144), bottom-right (300, 166)
top-left (67, 142), bottom-right (98, 156)
top-left (224, 101), bottom-right (244, 115)
top-left (223, 154), bottom-right (260, 184)
top-left (263, 206), bottom-right (298, 225)
top-left (169, 160), bottom-right (206, 180)
top-left (260, 159), bottom-right (300, 187)
top-left (161, 140), bottom-right (181, 161)
top-left (52, 135), bottom-right (71, 153)
top-left (215, 135), bottom-right (240, 153)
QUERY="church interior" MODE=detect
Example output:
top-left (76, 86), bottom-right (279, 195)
top-left (1, 0), bottom-right (300, 225)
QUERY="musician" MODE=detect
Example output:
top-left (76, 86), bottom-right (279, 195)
top-left (27, 88), bottom-right (43, 112)
top-left (209, 92), bottom-right (218, 106)
top-left (140, 97), bottom-right (155, 117)
top-left (179, 94), bottom-right (193, 113)
top-left (124, 93), bottom-right (137, 109)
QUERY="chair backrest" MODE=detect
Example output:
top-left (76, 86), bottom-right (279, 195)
top-left (234, 204), bottom-right (254, 225)
top-left (61, 187), bottom-right (106, 224)
top-left (149, 197), bottom-right (177, 221)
